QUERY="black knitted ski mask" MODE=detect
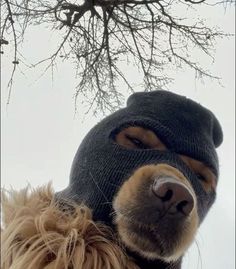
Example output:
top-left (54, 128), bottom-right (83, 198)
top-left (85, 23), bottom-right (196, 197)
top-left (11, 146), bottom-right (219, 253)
top-left (57, 90), bottom-right (223, 225)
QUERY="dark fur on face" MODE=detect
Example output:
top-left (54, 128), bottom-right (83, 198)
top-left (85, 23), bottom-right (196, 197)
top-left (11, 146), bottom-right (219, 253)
top-left (113, 126), bottom-right (216, 263)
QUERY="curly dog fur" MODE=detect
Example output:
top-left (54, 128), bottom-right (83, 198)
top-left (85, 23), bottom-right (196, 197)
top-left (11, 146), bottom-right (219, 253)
top-left (1, 184), bottom-right (139, 269)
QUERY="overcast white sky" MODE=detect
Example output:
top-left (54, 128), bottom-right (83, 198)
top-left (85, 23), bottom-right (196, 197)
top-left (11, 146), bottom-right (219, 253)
top-left (1, 3), bottom-right (235, 269)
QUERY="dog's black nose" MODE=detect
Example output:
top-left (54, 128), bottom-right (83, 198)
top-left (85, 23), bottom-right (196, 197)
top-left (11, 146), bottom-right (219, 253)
top-left (152, 177), bottom-right (194, 216)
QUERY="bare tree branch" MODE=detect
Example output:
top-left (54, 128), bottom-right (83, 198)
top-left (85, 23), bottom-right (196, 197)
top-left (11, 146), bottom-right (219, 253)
top-left (1, 0), bottom-right (233, 113)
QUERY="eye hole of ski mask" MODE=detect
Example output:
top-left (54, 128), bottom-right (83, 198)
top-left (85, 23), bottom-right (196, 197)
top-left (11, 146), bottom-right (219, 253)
top-left (115, 126), bottom-right (167, 151)
top-left (115, 126), bottom-right (217, 192)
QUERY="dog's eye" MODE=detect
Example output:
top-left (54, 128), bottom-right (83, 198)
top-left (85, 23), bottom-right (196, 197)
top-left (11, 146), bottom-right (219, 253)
top-left (196, 173), bottom-right (206, 182)
top-left (195, 171), bottom-right (216, 192)
top-left (115, 126), bottom-right (167, 150)
top-left (180, 155), bottom-right (217, 192)
top-left (125, 135), bottom-right (149, 149)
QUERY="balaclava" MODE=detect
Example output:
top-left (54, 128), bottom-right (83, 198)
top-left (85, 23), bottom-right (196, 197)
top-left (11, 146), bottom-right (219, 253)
top-left (57, 90), bottom-right (223, 226)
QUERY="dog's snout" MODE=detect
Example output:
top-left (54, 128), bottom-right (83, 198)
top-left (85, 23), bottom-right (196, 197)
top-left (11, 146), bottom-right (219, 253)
top-left (152, 177), bottom-right (194, 216)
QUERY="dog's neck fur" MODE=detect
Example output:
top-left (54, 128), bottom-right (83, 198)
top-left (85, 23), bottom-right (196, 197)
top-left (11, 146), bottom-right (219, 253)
top-left (127, 250), bottom-right (182, 269)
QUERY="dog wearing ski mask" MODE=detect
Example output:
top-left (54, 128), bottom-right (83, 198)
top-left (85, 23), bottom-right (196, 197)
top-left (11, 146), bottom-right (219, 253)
top-left (55, 90), bottom-right (223, 269)
top-left (1, 90), bottom-right (223, 269)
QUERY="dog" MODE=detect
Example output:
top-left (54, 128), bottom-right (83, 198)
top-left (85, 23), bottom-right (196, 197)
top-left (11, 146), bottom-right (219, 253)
top-left (113, 126), bottom-right (216, 264)
top-left (1, 90), bottom-right (223, 269)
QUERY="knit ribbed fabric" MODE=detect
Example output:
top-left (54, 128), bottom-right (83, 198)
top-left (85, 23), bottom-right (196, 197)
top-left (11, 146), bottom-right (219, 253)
top-left (56, 90), bottom-right (223, 224)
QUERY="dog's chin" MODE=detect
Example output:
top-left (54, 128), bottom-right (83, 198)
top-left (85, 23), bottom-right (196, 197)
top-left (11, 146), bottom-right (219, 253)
top-left (115, 213), bottom-right (197, 263)
top-left (116, 215), bottom-right (167, 261)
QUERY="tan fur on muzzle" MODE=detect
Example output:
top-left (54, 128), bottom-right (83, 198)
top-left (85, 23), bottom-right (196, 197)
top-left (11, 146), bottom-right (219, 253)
top-left (1, 184), bottom-right (139, 269)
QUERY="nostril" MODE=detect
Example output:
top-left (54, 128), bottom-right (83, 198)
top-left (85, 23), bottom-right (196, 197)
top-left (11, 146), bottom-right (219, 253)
top-left (160, 189), bottom-right (173, 202)
top-left (176, 197), bottom-right (194, 216)
top-left (176, 200), bottom-right (188, 214)
top-left (153, 181), bottom-right (174, 202)
top-left (152, 178), bottom-right (174, 202)
top-left (176, 198), bottom-right (194, 216)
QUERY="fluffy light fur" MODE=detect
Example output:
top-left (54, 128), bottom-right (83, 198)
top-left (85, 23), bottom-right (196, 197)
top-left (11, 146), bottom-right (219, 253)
top-left (1, 184), bottom-right (139, 269)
